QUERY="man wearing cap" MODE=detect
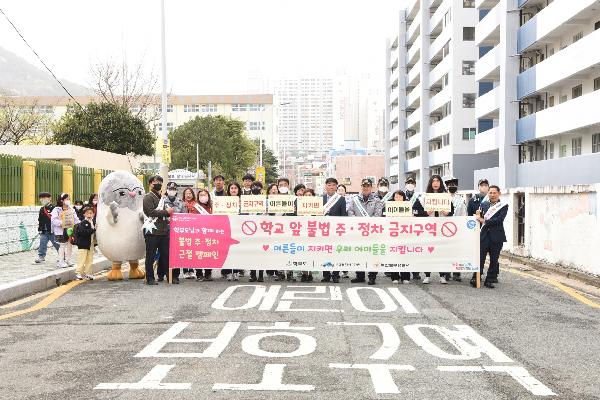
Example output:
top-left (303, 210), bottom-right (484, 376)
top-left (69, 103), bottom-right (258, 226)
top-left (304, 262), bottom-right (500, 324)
top-left (468, 179), bottom-right (490, 216)
top-left (348, 178), bottom-right (384, 285)
top-left (321, 177), bottom-right (347, 284)
top-left (444, 175), bottom-right (467, 282)
top-left (404, 177), bottom-right (416, 201)
top-left (375, 177), bottom-right (393, 202)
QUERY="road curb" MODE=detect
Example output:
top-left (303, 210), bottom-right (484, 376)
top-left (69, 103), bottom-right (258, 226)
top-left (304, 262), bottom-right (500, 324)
top-left (501, 251), bottom-right (600, 289)
top-left (0, 257), bottom-right (112, 305)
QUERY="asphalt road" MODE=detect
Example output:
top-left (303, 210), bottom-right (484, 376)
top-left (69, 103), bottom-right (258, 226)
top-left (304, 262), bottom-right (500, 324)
top-left (0, 269), bottom-right (599, 400)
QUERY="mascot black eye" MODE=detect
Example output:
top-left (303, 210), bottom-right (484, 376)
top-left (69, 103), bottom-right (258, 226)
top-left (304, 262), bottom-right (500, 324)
top-left (138, 190), bottom-right (143, 195)
top-left (119, 191), bottom-right (126, 197)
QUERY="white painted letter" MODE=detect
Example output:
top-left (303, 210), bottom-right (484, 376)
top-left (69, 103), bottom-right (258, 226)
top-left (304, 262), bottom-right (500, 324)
top-left (95, 365), bottom-right (191, 390)
top-left (329, 363), bottom-right (415, 394)
top-left (213, 364), bottom-right (314, 392)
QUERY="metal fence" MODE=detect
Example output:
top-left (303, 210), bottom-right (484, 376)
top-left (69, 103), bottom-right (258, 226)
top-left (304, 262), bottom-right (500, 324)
top-left (0, 154), bottom-right (23, 206)
top-left (35, 159), bottom-right (63, 200)
top-left (73, 165), bottom-right (95, 202)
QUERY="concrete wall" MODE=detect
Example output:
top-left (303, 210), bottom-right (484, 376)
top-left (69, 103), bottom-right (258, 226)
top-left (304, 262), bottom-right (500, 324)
top-left (502, 184), bottom-right (600, 276)
top-left (453, 153), bottom-right (498, 190)
top-left (334, 155), bottom-right (385, 192)
top-left (517, 153), bottom-right (600, 187)
top-left (0, 206), bottom-right (40, 255)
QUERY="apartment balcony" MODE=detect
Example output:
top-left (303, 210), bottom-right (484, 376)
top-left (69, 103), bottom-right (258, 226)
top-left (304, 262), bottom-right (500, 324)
top-left (518, 0), bottom-right (597, 53)
top-left (428, 146), bottom-right (452, 166)
top-left (390, 103), bottom-right (399, 121)
top-left (429, 116), bottom-right (451, 140)
top-left (407, 62), bottom-right (421, 87)
top-left (407, 107), bottom-right (422, 130)
top-left (429, 26), bottom-right (451, 62)
top-left (389, 124), bottom-right (400, 141)
top-left (407, 83), bottom-right (421, 109)
top-left (517, 152), bottom-right (600, 187)
top-left (475, 45), bottom-right (500, 82)
top-left (407, 40), bottom-right (421, 66)
top-left (475, 2), bottom-right (500, 47)
top-left (405, 155), bottom-right (422, 173)
top-left (516, 88), bottom-right (600, 144)
top-left (407, 10), bottom-right (421, 43)
top-left (407, 0), bottom-right (420, 20)
top-left (429, 0), bottom-right (449, 36)
top-left (476, 0), bottom-right (500, 8)
top-left (390, 67), bottom-right (399, 87)
top-left (406, 132), bottom-right (423, 151)
top-left (429, 86), bottom-right (451, 113)
top-left (475, 86), bottom-right (500, 119)
top-left (475, 126), bottom-right (499, 153)
top-left (430, 0), bottom-right (442, 10)
top-left (518, 27), bottom-right (600, 99)
top-left (390, 56), bottom-right (399, 70)
top-left (429, 56), bottom-right (450, 88)
top-left (389, 144), bottom-right (400, 160)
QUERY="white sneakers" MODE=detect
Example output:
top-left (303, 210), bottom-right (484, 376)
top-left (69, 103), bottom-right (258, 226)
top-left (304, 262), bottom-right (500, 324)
top-left (392, 280), bottom-right (399, 284)
top-left (34, 257), bottom-right (45, 264)
top-left (233, 273), bottom-right (239, 281)
top-left (440, 276), bottom-right (448, 284)
top-left (226, 273), bottom-right (233, 281)
top-left (423, 277), bottom-right (430, 284)
top-left (402, 280), bottom-right (410, 284)
top-left (75, 274), bottom-right (84, 280)
top-left (184, 272), bottom-right (195, 279)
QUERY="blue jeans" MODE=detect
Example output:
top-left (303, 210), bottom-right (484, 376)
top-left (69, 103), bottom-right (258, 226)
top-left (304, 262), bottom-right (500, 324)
top-left (38, 232), bottom-right (59, 258)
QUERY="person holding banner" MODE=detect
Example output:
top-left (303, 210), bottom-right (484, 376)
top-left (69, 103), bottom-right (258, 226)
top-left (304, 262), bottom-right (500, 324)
top-left (181, 188), bottom-right (200, 279)
top-left (267, 183), bottom-right (279, 196)
top-left (348, 178), bottom-right (384, 285)
top-left (387, 190), bottom-right (411, 284)
top-left (142, 175), bottom-right (175, 285)
top-left (304, 188), bottom-right (316, 196)
top-left (241, 174), bottom-right (254, 195)
top-left (404, 177), bottom-right (416, 201)
top-left (226, 182), bottom-right (244, 279)
top-left (191, 189), bottom-right (216, 282)
top-left (375, 177), bottom-right (392, 202)
top-left (320, 177), bottom-right (348, 284)
top-left (212, 175), bottom-right (226, 197)
top-left (445, 176), bottom-right (467, 282)
top-left (468, 178), bottom-right (490, 216)
top-left (277, 177), bottom-right (291, 194)
top-left (266, 184), bottom-right (281, 280)
top-left (412, 174), bottom-right (454, 285)
top-left (473, 185), bottom-right (507, 289)
top-left (293, 184), bottom-right (306, 197)
top-left (249, 181), bottom-right (265, 282)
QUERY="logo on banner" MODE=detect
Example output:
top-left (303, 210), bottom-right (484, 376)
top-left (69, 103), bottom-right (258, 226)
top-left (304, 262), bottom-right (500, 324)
top-left (466, 219), bottom-right (477, 229)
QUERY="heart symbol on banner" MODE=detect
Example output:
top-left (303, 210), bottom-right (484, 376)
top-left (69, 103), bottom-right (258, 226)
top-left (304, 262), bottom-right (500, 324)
top-left (427, 246), bottom-right (435, 253)
top-left (262, 245), bottom-right (270, 251)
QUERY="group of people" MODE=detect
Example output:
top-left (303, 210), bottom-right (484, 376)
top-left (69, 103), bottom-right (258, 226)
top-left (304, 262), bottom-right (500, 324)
top-left (141, 172), bottom-right (507, 289)
top-left (35, 192), bottom-right (99, 280)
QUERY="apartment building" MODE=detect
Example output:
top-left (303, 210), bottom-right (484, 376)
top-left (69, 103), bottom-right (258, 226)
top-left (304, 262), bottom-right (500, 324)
top-left (385, 0), bottom-right (497, 191)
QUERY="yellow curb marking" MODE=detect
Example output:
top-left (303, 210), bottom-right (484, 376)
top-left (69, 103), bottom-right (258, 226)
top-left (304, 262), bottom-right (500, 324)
top-left (0, 287), bottom-right (60, 309)
top-left (504, 268), bottom-right (600, 309)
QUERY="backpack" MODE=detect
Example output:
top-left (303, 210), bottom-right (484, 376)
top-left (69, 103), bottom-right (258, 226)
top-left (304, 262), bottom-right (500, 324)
top-left (69, 223), bottom-right (80, 246)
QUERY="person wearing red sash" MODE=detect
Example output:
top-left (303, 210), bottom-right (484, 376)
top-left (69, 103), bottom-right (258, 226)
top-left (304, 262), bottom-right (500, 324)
top-left (192, 189), bottom-right (214, 282)
top-left (473, 185), bottom-right (507, 288)
top-left (181, 188), bottom-right (199, 280)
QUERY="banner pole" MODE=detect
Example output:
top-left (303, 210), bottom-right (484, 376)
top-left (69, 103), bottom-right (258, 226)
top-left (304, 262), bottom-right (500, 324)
top-left (169, 268), bottom-right (173, 284)
top-left (476, 271), bottom-right (481, 288)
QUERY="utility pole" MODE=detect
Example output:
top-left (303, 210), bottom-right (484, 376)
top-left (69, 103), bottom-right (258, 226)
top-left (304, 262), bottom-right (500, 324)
top-left (159, 0), bottom-right (169, 180)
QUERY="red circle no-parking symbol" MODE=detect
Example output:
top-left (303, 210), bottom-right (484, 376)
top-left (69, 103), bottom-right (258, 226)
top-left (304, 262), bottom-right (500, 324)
top-left (441, 221), bottom-right (458, 237)
top-left (241, 221), bottom-right (258, 236)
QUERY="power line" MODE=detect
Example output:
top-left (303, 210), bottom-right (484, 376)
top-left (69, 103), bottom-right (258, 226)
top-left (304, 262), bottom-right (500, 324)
top-left (0, 7), bottom-right (83, 110)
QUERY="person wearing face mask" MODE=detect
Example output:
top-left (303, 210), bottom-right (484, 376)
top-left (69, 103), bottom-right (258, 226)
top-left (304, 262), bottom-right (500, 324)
top-left (375, 177), bottom-right (393, 202)
top-left (276, 177), bottom-right (297, 282)
top-left (74, 200), bottom-right (85, 221)
top-left (277, 177), bottom-right (290, 194)
top-left (242, 174), bottom-right (254, 195)
top-left (468, 179), bottom-right (490, 217)
top-left (181, 188), bottom-right (199, 280)
top-left (190, 189), bottom-right (215, 282)
top-left (404, 177), bottom-right (417, 201)
top-left (34, 192), bottom-right (60, 264)
top-left (444, 176), bottom-right (467, 282)
top-left (51, 193), bottom-right (80, 268)
top-left (249, 181), bottom-right (265, 282)
top-left (163, 182), bottom-right (185, 213)
top-left (226, 182), bottom-right (244, 280)
top-left (88, 193), bottom-right (99, 224)
top-left (143, 175), bottom-right (175, 285)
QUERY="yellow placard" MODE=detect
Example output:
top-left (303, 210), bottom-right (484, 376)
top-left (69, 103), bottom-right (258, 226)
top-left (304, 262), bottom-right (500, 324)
top-left (423, 193), bottom-right (452, 213)
top-left (161, 139), bottom-right (171, 164)
top-left (212, 196), bottom-right (240, 215)
top-left (385, 201), bottom-right (412, 217)
top-left (255, 166), bottom-right (266, 186)
top-left (267, 195), bottom-right (296, 214)
top-left (240, 195), bottom-right (267, 214)
top-left (296, 196), bottom-right (324, 216)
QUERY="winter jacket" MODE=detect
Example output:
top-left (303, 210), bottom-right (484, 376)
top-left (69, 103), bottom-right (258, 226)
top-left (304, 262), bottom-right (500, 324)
top-left (50, 206), bottom-right (80, 236)
top-left (38, 204), bottom-right (55, 233)
top-left (75, 219), bottom-right (96, 250)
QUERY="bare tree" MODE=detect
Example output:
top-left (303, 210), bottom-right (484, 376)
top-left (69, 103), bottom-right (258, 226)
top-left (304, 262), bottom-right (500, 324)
top-left (89, 58), bottom-right (166, 125)
top-left (0, 94), bottom-right (51, 145)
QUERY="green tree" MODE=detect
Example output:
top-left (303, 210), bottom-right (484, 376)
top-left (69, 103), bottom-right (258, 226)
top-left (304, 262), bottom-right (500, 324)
top-left (252, 138), bottom-right (279, 184)
top-left (52, 102), bottom-right (155, 156)
top-left (169, 115), bottom-right (256, 180)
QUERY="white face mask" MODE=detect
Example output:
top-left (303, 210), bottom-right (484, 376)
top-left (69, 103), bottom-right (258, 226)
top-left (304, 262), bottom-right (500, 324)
top-left (92, 200), bottom-right (98, 205)
top-left (167, 190), bottom-right (177, 197)
top-left (278, 186), bottom-right (289, 194)
top-left (199, 196), bottom-right (209, 204)
top-left (378, 186), bottom-right (388, 193)
top-left (74, 205), bottom-right (82, 210)
top-left (40, 199), bottom-right (50, 206)
top-left (405, 184), bottom-right (415, 192)
top-left (63, 200), bottom-right (71, 206)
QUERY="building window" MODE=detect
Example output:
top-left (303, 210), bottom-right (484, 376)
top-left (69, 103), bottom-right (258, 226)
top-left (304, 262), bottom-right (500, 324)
top-left (463, 27), bottom-right (475, 41)
top-left (594, 77), bottom-right (600, 91)
top-left (560, 95), bottom-right (567, 104)
top-left (593, 133), bottom-right (600, 153)
top-left (184, 104), bottom-right (199, 113)
top-left (157, 104), bottom-right (173, 113)
top-left (232, 103), bottom-right (247, 112)
top-left (247, 121), bottom-right (266, 131)
top-left (463, 0), bottom-right (475, 8)
top-left (444, 10), bottom-right (451, 27)
top-left (462, 128), bottom-right (476, 140)
top-left (571, 137), bottom-right (582, 156)
top-left (573, 32), bottom-right (583, 43)
top-left (572, 85), bottom-right (583, 99)
top-left (548, 96), bottom-right (554, 107)
top-left (249, 104), bottom-right (266, 111)
top-left (549, 142), bottom-right (554, 159)
top-left (595, 21), bottom-right (600, 30)
top-left (201, 104), bottom-right (217, 112)
top-left (442, 133), bottom-right (450, 146)
top-left (462, 61), bottom-right (475, 75)
top-left (462, 93), bottom-right (476, 108)
top-left (158, 122), bottom-right (173, 132)
top-left (442, 73), bottom-right (449, 88)
top-left (559, 145), bottom-right (567, 158)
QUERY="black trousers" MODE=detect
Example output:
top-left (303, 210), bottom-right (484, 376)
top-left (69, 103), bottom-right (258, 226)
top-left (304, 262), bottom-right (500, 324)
top-left (196, 269), bottom-right (213, 278)
top-left (145, 234), bottom-right (179, 282)
top-left (480, 239), bottom-right (503, 280)
top-left (390, 272), bottom-right (411, 281)
top-left (322, 271), bottom-right (340, 281)
top-left (355, 271), bottom-right (378, 281)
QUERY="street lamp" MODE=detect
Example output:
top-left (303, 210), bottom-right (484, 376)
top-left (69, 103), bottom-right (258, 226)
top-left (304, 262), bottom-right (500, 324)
top-left (159, 0), bottom-right (169, 180)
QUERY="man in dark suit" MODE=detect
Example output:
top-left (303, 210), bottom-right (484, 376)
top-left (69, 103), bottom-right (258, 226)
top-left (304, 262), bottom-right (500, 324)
top-left (473, 185), bottom-right (507, 288)
top-left (321, 177), bottom-right (347, 283)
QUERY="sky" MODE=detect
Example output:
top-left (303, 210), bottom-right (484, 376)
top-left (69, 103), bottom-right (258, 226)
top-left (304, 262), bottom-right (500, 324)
top-left (0, 0), bottom-right (404, 94)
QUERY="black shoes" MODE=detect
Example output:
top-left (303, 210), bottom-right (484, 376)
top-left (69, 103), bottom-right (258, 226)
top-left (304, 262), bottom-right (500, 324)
top-left (146, 280), bottom-right (158, 285)
top-left (321, 278), bottom-right (330, 283)
top-left (351, 278), bottom-right (365, 283)
top-left (332, 278), bottom-right (340, 283)
top-left (249, 277), bottom-right (257, 282)
top-left (484, 280), bottom-right (495, 288)
top-left (171, 278), bottom-right (180, 284)
top-left (368, 280), bottom-right (376, 285)
top-left (157, 277), bottom-right (164, 282)
top-left (306, 275), bottom-right (313, 282)
top-left (488, 278), bottom-right (499, 283)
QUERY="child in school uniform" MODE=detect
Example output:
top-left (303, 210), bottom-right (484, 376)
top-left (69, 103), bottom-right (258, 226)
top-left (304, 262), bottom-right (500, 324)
top-left (75, 206), bottom-right (96, 280)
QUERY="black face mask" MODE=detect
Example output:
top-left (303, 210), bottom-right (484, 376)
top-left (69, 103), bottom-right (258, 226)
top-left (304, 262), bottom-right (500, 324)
top-left (448, 186), bottom-right (458, 194)
top-left (251, 187), bottom-right (262, 195)
top-left (153, 183), bottom-right (162, 191)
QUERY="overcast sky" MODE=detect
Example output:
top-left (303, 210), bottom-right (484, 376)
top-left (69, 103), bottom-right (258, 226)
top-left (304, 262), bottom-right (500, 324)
top-left (0, 0), bottom-right (404, 94)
